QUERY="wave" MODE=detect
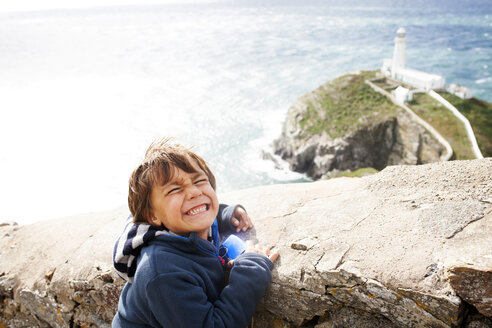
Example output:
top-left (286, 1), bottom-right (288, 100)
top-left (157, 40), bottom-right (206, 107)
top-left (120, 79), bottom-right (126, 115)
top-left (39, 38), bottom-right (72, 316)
top-left (475, 77), bottom-right (492, 84)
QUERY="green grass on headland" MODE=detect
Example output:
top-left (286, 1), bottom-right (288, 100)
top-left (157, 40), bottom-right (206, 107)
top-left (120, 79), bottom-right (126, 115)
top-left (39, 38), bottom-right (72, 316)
top-left (371, 74), bottom-right (492, 159)
top-left (408, 93), bottom-right (475, 160)
top-left (299, 71), bottom-right (399, 138)
top-left (408, 92), bottom-right (492, 159)
top-left (327, 167), bottom-right (379, 179)
top-left (438, 92), bottom-right (492, 158)
top-left (297, 70), bottom-right (492, 159)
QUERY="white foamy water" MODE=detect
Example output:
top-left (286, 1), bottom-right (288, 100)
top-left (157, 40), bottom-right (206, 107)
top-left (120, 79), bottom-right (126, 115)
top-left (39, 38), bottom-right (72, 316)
top-left (1, 1), bottom-right (490, 225)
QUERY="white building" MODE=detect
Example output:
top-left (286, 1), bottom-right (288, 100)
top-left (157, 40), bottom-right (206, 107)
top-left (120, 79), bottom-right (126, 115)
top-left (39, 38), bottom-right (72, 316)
top-left (382, 27), bottom-right (446, 91)
top-left (447, 83), bottom-right (473, 99)
top-left (393, 86), bottom-right (412, 104)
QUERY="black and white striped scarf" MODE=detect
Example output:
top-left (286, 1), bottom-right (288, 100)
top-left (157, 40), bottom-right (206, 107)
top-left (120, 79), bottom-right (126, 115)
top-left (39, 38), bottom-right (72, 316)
top-left (113, 216), bottom-right (221, 283)
top-left (113, 216), bottom-right (172, 283)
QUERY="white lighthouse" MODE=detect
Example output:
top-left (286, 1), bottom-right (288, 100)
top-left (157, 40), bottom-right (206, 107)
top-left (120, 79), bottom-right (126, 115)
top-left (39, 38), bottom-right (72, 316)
top-left (381, 27), bottom-right (446, 91)
top-left (391, 27), bottom-right (406, 77)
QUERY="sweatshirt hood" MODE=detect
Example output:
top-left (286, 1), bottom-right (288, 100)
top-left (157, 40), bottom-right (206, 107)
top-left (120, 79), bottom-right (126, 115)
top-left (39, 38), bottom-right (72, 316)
top-left (113, 216), bottom-right (221, 283)
top-left (113, 216), bottom-right (172, 283)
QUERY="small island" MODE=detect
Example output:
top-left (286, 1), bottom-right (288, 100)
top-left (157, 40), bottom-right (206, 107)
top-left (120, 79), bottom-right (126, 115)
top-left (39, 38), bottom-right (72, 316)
top-left (273, 28), bottom-right (492, 181)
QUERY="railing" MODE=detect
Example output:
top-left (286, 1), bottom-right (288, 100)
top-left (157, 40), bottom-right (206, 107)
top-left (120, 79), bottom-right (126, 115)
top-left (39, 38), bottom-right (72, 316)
top-left (427, 90), bottom-right (484, 159)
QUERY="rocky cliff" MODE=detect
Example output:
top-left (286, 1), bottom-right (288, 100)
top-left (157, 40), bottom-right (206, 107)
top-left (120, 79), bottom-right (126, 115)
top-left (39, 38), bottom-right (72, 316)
top-left (273, 71), bottom-right (446, 179)
top-left (1, 159), bottom-right (491, 328)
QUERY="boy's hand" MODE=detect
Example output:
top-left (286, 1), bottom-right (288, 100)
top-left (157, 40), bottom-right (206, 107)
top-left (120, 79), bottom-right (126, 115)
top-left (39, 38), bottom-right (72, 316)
top-left (245, 240), bottom-right (279, 263)
top-left (227, 240), bottom-right (279, 268)
top-left (231, 206), bottom-right (254, 233)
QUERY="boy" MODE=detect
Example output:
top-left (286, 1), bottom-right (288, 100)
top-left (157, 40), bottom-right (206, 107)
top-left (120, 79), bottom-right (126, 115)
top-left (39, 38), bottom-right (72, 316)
top-left (112, 138), bottom-right (278, 327)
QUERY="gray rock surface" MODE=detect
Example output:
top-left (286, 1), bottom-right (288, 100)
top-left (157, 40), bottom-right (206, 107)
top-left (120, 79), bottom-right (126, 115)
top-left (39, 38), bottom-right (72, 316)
top-left (1, 159), bottom-right (491, 327)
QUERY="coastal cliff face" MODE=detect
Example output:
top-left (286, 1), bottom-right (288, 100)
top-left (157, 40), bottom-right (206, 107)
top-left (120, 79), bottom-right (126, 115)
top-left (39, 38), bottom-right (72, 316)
top-left (273, 72), bottom-right (444, 179)
top-left (1, 159), bottom-right (491, 328)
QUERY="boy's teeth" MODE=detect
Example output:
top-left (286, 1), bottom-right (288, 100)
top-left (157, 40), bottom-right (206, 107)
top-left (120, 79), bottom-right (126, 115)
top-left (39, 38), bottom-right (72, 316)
top-left (187, 205), bottom-right (207, 215)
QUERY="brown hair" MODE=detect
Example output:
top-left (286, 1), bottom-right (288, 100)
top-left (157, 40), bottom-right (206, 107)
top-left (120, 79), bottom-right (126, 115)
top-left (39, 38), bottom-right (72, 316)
top-left (128, 138), bottom-right (216, 224)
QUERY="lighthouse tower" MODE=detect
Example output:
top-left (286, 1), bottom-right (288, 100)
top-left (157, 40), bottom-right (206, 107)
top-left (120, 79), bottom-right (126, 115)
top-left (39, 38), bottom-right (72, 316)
top-left (381, 27), bottom-right (446, 90)
top-left (391, 27), bottom-right (406, 78)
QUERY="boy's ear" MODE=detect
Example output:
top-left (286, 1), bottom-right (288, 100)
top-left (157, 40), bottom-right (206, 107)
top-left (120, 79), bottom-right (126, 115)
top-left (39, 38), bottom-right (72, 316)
top-left (147, 211), bottom-right (162, 226)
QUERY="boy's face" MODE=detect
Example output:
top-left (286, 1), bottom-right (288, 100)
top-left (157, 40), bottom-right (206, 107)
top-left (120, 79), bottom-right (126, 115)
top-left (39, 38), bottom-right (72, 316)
top-left (149, 163), bottom-right (219, 240)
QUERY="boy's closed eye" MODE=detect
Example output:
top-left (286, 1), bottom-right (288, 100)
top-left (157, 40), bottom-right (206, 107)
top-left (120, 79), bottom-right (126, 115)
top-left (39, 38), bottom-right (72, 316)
top-left (167, 187), bottom-right (181, 195)
top-left (165, 175), bottom-right (208, 195)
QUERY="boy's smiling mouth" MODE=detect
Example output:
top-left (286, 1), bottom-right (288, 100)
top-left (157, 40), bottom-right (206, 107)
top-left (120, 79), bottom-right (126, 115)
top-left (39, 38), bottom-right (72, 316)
top-left (186, 204), bottom-right (209, 216)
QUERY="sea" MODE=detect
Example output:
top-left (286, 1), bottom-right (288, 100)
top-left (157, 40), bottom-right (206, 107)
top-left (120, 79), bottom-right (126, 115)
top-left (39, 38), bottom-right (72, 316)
top-left (0, 0), bottom-right (491, 225)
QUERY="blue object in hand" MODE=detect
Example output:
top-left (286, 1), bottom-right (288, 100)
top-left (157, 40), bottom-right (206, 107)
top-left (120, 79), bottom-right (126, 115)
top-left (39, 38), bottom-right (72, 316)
top-left (220, 235), bottom-right (246, 261)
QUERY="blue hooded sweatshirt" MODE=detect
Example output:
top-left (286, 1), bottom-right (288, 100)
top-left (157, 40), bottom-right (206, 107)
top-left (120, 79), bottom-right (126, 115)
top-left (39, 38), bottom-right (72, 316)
top-left (112, 204), bottom-right (274, 328)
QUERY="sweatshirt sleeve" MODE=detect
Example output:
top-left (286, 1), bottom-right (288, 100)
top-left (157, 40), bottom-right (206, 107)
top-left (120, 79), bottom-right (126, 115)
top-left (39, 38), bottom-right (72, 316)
top-left (146, 253), bottom-right (273, 328)
top-left (217, 203), bottom-right (246, 233)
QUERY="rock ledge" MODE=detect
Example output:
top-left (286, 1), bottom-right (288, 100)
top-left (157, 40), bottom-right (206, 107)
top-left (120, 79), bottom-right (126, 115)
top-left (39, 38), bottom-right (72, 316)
top-left (1, 159), bottom-right (491, 327)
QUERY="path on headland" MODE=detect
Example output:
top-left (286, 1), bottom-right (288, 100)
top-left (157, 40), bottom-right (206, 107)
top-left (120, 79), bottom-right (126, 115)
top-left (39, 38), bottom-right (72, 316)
top-left (427, 90), bottom-right (484, 159)
top-left (365, 79), bottom-right (454, 161)
top-left (366, 77), bottom-right (485, 160)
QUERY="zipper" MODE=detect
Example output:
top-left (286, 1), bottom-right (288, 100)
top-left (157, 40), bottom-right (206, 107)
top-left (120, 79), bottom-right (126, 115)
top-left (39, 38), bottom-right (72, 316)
top-left (201, 218), bottom-right (226, 266)
top-left (196, 243), bottom-right (226, 266)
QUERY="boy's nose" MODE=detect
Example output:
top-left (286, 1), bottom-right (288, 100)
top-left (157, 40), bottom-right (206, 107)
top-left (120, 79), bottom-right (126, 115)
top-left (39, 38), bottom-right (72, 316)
top-left (186, 185), bottom-right (202, 199)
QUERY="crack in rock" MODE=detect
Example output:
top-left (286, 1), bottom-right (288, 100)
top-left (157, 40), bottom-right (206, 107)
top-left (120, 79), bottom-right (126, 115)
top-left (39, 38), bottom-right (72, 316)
top-left (341, 207), bottom-right (376, 232)
top-left (273, 193), bottom-right (343, 220)
top-left (446, 213), bottom-right (485, 239)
